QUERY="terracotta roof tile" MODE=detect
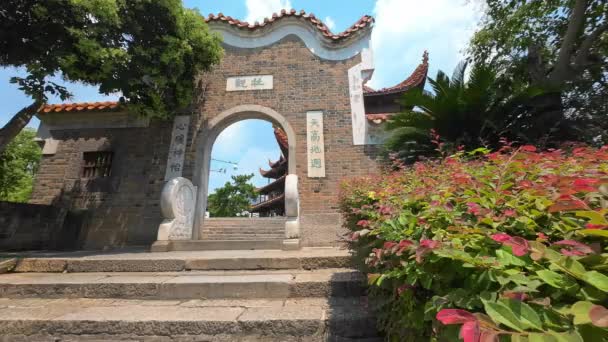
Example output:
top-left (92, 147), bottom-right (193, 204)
top-left (39, 101), bottom-right (121, 114)
top-left (364, 51), bottom-right (429, 96)
top-left (274, 126), bottom-right (289, 151)
top-left (206, 10), bottom-right (374, 42)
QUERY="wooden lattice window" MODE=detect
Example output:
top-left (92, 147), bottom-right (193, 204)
top-left (81, 151), bottom-right (113, 178)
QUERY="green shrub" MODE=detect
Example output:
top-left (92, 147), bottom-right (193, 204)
top-left (339, 144), bottom-right (608, 341)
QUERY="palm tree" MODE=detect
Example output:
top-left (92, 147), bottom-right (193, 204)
top-left (385, 62), bottom-right (532, 161)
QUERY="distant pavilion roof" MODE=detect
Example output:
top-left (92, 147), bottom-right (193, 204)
top-left (250, 194), bottom-right (285, 212)
top-left (206, 10), bottom-right (374, 42)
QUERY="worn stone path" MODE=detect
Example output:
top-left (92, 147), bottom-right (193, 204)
top-left (0, 297), bottom-right (376, 341)
top-left (2, 247), bottom-right (351, 272)
top-left (0, 248), bottom-right (380, 341)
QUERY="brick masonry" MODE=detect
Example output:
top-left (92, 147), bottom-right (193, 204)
top-left (30, 36), bottom-right (381, 249)
top-left (189, 37), bottom-right (381, 247)
top-left (30, 123), bottom-right (174, 249)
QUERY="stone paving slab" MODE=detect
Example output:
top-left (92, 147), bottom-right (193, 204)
top-left (2, 247), bottom-right (351, 272)
top-left (0, 298), bottom-right (377, 340)
top-left (0, 269), bottom-right (364, 299)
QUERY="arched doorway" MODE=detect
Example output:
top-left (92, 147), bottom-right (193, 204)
top-left (193, 105), bottom-right (299, 244)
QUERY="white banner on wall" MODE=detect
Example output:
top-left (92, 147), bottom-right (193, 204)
top-left (306, 111), bottom-right (326, 178)
top-left (164, 115), bottom-right (190, 181)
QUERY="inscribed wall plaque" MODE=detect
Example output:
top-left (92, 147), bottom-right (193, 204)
top-left (164, 115), bottom-right (190, 181)
top-left (226, 75), bottom-right (273, 91)
top-left (306, 111), bottom-right (326, 178)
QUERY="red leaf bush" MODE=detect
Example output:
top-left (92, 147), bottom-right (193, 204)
top-left (339, 145), bottom-right (608, 341)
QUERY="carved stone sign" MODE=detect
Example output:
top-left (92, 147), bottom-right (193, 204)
top-left (164, 115), bottom-right (190, 181)
top-left (226, 75), bottom-right (273, 91)
top-left (306, 111), bottom-right (326, 178)
top-left (157, 177), bottom-right (196, 241)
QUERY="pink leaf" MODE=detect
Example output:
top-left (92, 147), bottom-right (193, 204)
top-left (521, 145), bottom-right (537, 152)
top-left (459, 321), bottom-right (481, 342)
top-left (586, 223), bottom-right (608, 230)
top-left (356, 220), bottom-right (370, 227)
top-left (436, 309), bottom-right (476, 325)
top-left (590, 305), bottom-right (608, 328)
top-left (503, 209), bottom-right (517, 217)
top-left (507, 237), bottom-right (530, 257)
top-left (491, 233), bottom-right (511, 243)
top-left (420, 239), bottom-right (440, 249)
top-left (553, 240), bottom-right (594, 256)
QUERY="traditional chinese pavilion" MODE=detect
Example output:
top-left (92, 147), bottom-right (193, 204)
top-left (250, 126), bottom-right (289, 216)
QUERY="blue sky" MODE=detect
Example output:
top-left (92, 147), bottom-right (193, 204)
top-left (0, 0), bottom-right (481, 192)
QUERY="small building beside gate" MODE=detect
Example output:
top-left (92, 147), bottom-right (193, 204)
top-left (29, 10), bottom-right (428, 251)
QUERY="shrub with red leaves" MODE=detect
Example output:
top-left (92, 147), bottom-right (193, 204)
top-left (339, 145), bottom-right (608, 341)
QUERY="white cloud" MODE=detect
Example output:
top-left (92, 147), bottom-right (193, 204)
top-left (245, 0), bottom-right (292, 23)
top-left (324, 16), bottom-right (336, 31)
top-left (368, 0), bottom-right (482, 89)
top-left (212, 121), bottom-right (246, 156)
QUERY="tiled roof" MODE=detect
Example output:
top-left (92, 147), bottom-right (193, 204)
top-left (250, 194), bottom-right (285, 212)
top-left (274, 126), bottom-right (289, 150)
top-left (364, 51), bottom-right (429, 96)
top-left (39, 101), bottom-right (121, 114)
top-left (256, 175), bottom-right (286, 193)
top-left (206, 10), bottom-right (374, 41)
top-left (259, 158), bottom-right (287, 179)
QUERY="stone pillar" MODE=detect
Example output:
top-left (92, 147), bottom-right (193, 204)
top-left (150, 177), bottom-right (197, 252)
top-left (283, 174), bottom-right (300, 250)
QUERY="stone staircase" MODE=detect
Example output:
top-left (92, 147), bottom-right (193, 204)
top-left (183, 217), bottom-right (288, 250)
top-left (201, 217), bottom-right (286, 241)
top-left (0, 248), bottom-right (381, 341)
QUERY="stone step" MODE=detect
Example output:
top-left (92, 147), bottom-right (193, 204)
top-left (201, 229), bottom-right (284, 234)
top-left (7, 248), bottom-right (352, 273)
top-left (169, 239), bottom-right (285, 250)
top-left (0, 297), bottom-right (380, 341)
top-left (0, 269), bottom-right (365, 300)
top-left (200, 235), bottom-right (285, 240)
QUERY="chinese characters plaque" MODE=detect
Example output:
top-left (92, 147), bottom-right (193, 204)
top-left (164, 115), bottom-right (190, 181)
top-left (226, 75), bottom-right (273, 91)
top-left (306, 111), bottom-right (326, 178)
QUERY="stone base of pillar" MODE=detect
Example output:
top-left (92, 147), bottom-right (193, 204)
top-left (282, 239), bottom-right (301, 251)
top-left (150, 240), bottom-right (171, 253)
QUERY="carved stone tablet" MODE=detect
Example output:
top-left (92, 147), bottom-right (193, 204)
top-left (157, 177), bottom-right (196, 241)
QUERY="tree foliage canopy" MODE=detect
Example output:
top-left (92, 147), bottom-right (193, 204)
top-left (470, 0), bottom-right (608, 143)
top-left (0, 129), bottom-right (41, 202)
top-left (0, 0), bottom-right (223, 153)
top-left (470, 0), bottom-right (607, 90)
top-left (207, 174), bottom-right (258, 218)
top-left (385, 62), bottom-right (542, 161)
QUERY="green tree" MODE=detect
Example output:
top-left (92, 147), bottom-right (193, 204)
top-left (470, 0), bottom-right (607, 141)
top-left (385, 62), bottom-right (526, 161)
top-left (207, 174), bottom-right (258, 217)
top-left (0, 128), bottom-right (41, 202)
top-left (0, 0), bottom-right (223, 153)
